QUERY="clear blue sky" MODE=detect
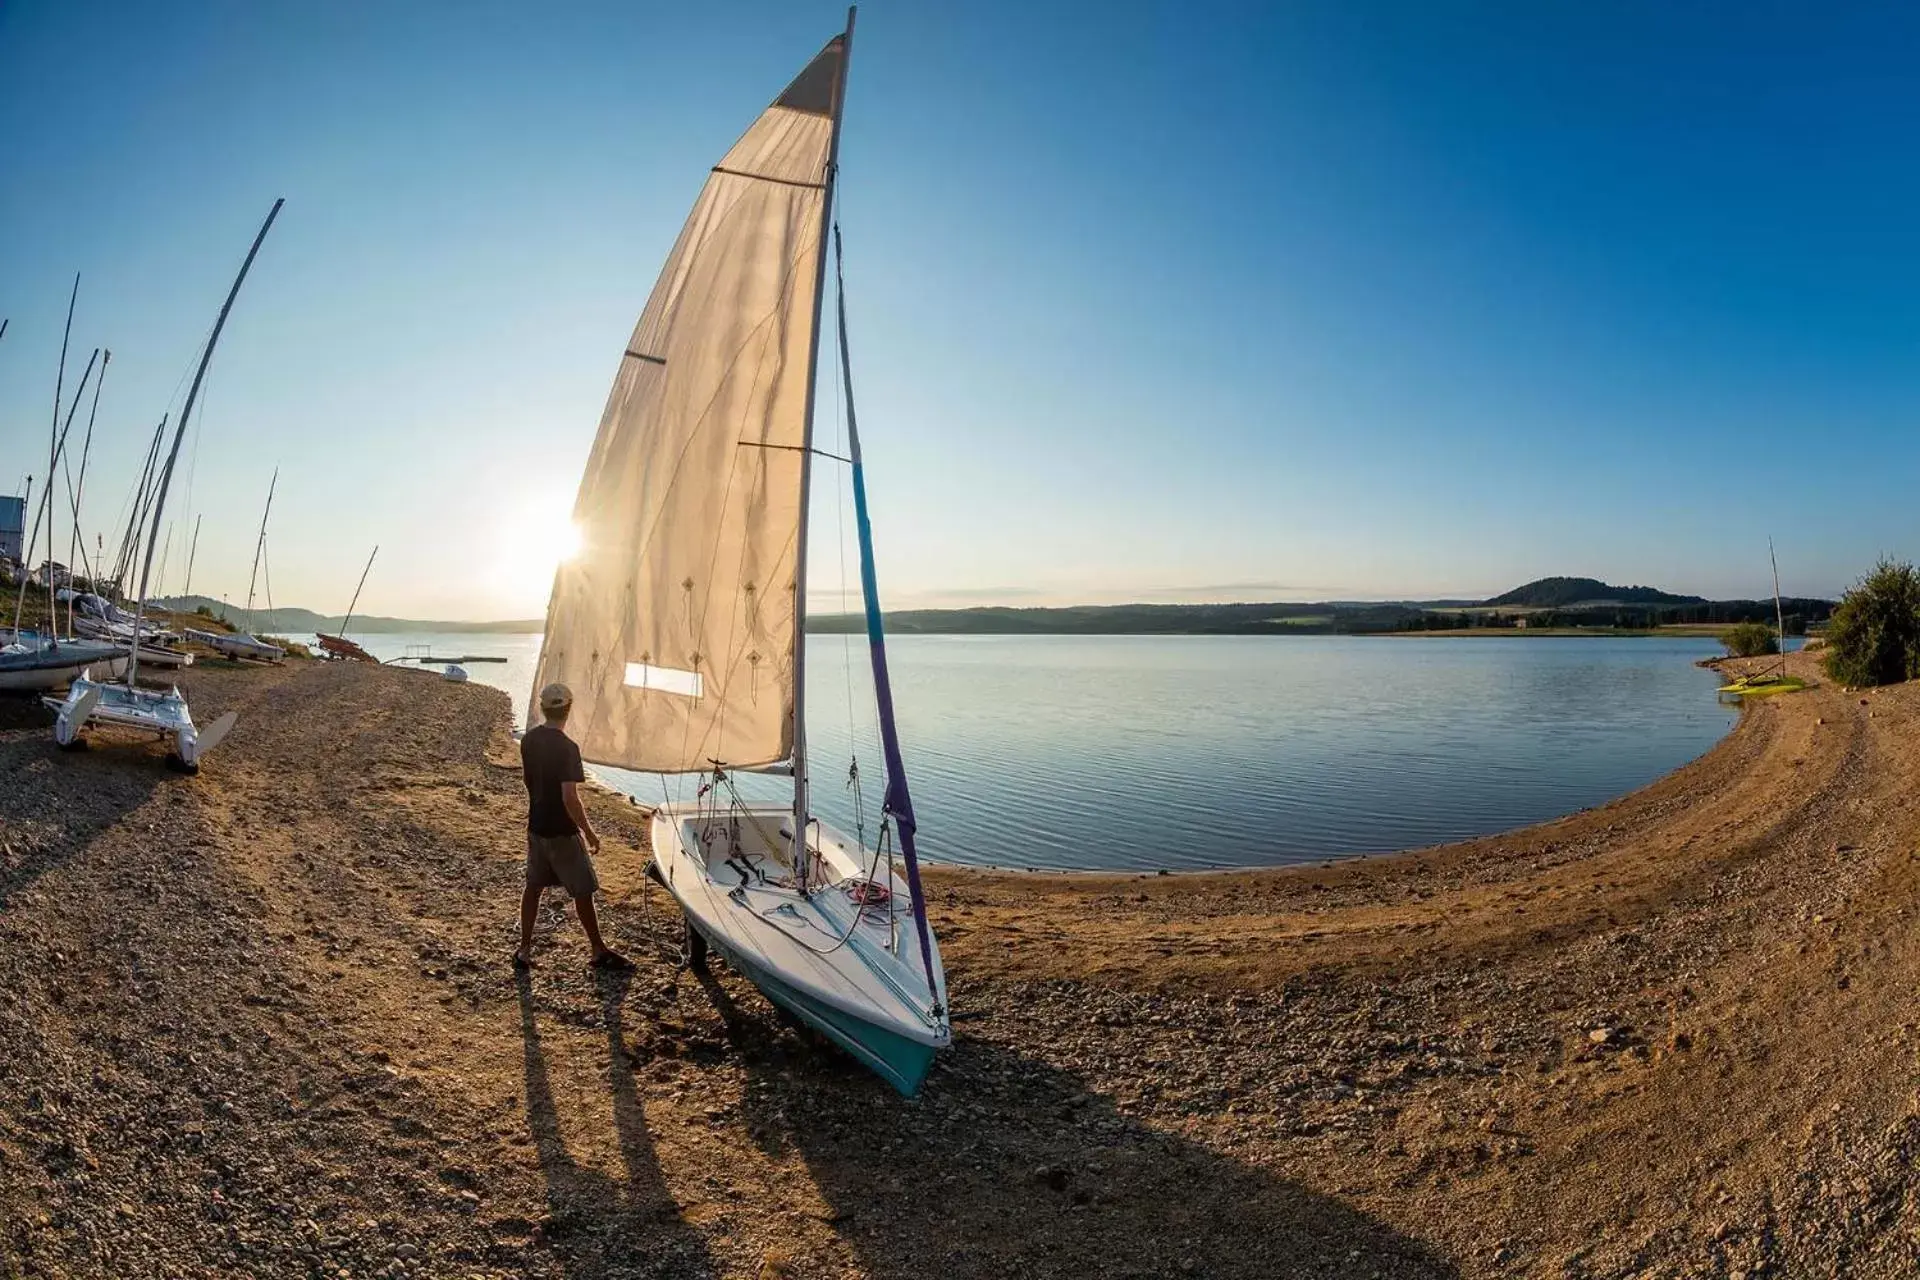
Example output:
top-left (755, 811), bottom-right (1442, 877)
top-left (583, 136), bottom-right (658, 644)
top-left (2, 2), bottom-right (1915, 618)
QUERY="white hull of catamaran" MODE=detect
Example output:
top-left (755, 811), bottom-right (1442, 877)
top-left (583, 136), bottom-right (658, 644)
top-left (45, 676), bottom-right (237, 769)
top-left (649, 802), bottom-right (949, 1095)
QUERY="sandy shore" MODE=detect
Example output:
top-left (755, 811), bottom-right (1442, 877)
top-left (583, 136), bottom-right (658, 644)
top-left (4, 648), bottom-right (1918, 1278)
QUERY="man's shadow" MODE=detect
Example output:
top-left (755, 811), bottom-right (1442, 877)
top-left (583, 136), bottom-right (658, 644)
top-left (516, 966), bottom-right (716, 1278)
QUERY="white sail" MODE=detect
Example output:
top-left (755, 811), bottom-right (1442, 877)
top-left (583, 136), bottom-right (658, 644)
top-left (531, 36), bottom-right (847, 772)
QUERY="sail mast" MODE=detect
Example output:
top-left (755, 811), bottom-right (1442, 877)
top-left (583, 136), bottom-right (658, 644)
top-left (182, 514), bottom-right (202, 599)
top-left (129, 198), bottom-right (284, 688)
top-left (18, 349), bottom-right (101, 640)
top-left (340, 545), bottom-right (378, 638)
top-left (791, 4), bottom-right (856, 891)
top-left (244, 467), bottom-right (278, 634)
top-left (63, 349), bottom-right (111, 636)
top-left (1769, 536), bottom-right (1787, 678)
top-left (113, 420), bottom-right (165, 595)
top-left (15, 275), bottom-right (79, 642)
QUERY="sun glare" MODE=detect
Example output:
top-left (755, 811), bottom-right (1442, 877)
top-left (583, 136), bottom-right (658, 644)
top-left (496, 498), bottom-right (583, 592)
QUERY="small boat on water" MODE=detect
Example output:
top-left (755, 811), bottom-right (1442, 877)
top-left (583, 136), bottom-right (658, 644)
top-left (48, 199), bottom-right (283, 771)
top-left (529, 9), bottom-right (949, 1096)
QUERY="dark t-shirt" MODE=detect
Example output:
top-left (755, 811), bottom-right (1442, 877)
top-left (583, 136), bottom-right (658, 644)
top-left (521, 723), bottom-right (585, 837)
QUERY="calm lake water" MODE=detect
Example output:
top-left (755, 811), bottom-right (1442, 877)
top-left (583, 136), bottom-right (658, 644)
top-left (323, 632), bottom-right (1743, 872)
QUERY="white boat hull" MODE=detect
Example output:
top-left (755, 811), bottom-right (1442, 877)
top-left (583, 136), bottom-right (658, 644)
top-left (0, 643), bottom-right (131, 692)
top-left (185, 628), bottom-right (284, 663)
top-left (45, 675), bottom-right (237, 770)
top-left (650, 802), bottom-right (949, 1094)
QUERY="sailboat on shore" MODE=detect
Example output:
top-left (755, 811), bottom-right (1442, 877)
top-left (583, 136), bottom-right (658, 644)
top-left (315, 545), bottom-right (379, 662)
top-left (3, 282), bottom-right (129, 690)
top-left (49, 200), bottom-right (284, 770)
top-left (184, 469), bottom-right (287, 663)
top-left (529, 9), bottom-right (949, 1095)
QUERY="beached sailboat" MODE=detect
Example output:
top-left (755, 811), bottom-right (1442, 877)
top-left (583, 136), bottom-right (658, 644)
top-left (530, 9), bottom-right (949, 1094)
top-left (49, 200), bottom-right (284, 770)
top-left (3, 283), bottom-right (130, 691)
top-left (315, 545), bottom-right (379, 662)
top-left (1719, 538), bottom-right (1808, 698)
top-left (183, 469), bottom-right (286, 663)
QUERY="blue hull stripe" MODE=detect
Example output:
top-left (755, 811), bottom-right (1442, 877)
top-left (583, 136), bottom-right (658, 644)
top-left (698, 925), bottom-right (936, 1097)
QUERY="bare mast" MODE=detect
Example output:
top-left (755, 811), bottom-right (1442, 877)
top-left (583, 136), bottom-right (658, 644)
top-left (62, 349), bottom-right (111, 636)
top-left (182, 514), bottom-right (203, 599)
top-left (790, 4), bottom-right (856, 892)
top-left (242, 467), bottom-right (278, 635)
top-left (340, 545), bottom-right (378, 638)
top-left (129, 198), bottom-right (285, 688)
top-left (1769, 536), bottom-right (1788, 679)
top-left (14, 275), bottom-right (80, 641)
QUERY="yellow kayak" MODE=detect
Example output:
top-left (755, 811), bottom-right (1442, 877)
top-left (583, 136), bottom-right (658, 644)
top-left (1718, 675), bottom-right (1807, 697)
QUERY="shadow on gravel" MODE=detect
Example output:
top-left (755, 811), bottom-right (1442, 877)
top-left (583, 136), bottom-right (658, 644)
top-left (516, 968), bottom-right (717, 1279)
top-left (691, 972), bottom-right (1461, 1280)
top-left (0, 715), bottom-right (169, 901)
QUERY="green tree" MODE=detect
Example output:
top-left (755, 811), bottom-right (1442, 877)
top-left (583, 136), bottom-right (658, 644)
top-left (1720, 621), bottom-right (1779, 658)
top-left (1824, 559), bottom-right (1920, 687)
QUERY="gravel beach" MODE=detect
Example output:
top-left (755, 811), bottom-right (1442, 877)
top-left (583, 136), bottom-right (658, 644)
top-left (4, 648), bottom-right (1917, 1278)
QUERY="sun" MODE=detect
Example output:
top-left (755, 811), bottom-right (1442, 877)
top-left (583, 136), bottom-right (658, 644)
top-left (496, 497), bottom-right (584, 588)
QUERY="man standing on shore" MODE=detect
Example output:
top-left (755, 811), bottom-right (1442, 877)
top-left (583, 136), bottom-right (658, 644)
top-left (515, 682), bottom-right (631, 971)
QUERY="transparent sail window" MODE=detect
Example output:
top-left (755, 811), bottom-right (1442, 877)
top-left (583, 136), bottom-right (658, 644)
top-left (624, 662), bottom-right (704, 699)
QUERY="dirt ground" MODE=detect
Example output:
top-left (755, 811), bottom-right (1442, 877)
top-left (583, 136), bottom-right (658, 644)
top-left (3, 647), bottom-right (1918, 1278)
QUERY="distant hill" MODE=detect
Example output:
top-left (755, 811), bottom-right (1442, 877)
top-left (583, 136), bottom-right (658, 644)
top-left (807, 601), bottom-right (1421, 636)
top-left (1484, 577), bottom-right (1708, 609)
top-left (154, 596), bottom-right (543, 634)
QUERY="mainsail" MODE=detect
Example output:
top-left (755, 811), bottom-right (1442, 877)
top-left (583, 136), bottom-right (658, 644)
top-left (532, 36), bottom-right (848, 772)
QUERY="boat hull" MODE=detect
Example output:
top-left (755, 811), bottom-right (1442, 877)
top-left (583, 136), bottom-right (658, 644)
top-left (186, 628), bottom-right (284, 662)
top-left (0, 659), bottom-right (96, 692)
top-left (45, 676), bottom-right (237, 768)
top-left (649, 803), bottom-right (948, 1096)
top-left (690, 916), bottom-right (938, 1094)
top-left (0, 646), bottom-right (131, 692)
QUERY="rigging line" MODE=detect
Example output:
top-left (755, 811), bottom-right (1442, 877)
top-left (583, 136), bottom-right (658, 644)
top-left (62, 349), bottom-right (112, 627)
top-left (830, 233), bottom-right (865, 848)
top-left (716, 772), bottom-right (887, 958)
top-left (25, 347), bottom-right (102, 636)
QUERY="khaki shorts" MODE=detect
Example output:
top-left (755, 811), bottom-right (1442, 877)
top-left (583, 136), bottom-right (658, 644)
top-left (526, 832), bottom-right (599, 900)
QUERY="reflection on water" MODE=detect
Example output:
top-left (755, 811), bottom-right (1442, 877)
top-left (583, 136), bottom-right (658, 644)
top-left (324, 632), bottom-right (1740, 872)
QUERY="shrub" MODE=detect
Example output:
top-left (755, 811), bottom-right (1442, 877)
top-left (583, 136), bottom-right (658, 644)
top-left (1823, 559), bottom-right (1920, 688)
top-left (1720, 621), bottom-right (1778, 658)
top-left (259, 635), bottom-right (313, 660)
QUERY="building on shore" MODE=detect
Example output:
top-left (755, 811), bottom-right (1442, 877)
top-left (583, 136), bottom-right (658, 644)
top-left (0, 494), bottom-right (24, 561)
